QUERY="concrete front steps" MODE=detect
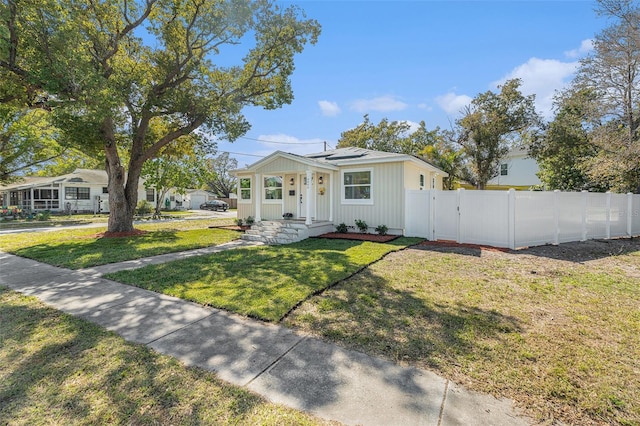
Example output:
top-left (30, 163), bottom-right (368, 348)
top-left (241, 220), bottom-right (335, 245)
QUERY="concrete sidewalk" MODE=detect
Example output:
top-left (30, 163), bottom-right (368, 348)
top-left (0, 251), bottom-right (531, 426)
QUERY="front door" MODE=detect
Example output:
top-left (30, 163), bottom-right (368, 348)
top-left (298, 173), bottom-right (316, 219)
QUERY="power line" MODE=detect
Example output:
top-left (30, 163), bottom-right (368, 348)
top-left (220, 151), bottom-right (266, 158)
top-left (238, 136), bottom-right (325, 145)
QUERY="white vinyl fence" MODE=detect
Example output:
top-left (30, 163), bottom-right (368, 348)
top-left (405, 189), bottom-right (640, 249)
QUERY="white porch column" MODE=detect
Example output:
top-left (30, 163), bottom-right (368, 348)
top-left (255, 173), bottom-right (261, 222)
top-left (305, 169), bottom-right (312, 225)
top-left (30, 187), bottom-right (35, 211)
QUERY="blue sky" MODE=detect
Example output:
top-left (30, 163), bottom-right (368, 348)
top-left (217, 1), bottom-right (606, 166)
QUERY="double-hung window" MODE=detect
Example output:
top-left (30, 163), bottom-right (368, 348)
top-left (342, 169), bottom-right (372, 204)
top-left (239, 177), bottom-right (252, 202)
top-left (500, 164), bottom-right (508, 176)
top-left (264, 176), bottom-right (283, 201)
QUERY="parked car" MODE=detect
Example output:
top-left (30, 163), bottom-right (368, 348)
top-left (199, 200), bottom-right (229, 211)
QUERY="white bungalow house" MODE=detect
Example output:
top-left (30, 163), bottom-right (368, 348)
top-left (0, 169), bottom-right (187, 213)
top-left (233, 147), bottom-right (447, 243)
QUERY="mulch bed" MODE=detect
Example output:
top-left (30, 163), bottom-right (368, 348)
top-left (317, 232), bottom-right (399, 242)
top-left (417, 239), bottom-right (511, 253)
top-left (210, 225), bottom-right (251, 231)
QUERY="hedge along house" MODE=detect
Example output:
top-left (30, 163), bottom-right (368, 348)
top-left (0, 168), bottom-right (186, 214)
top-left (233, 147), bottom-right (447, 244)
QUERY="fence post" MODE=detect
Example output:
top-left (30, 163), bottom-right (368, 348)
top-left (508, 188), bottom-right (516, 250)
top-left (627, 193), bottom-right (633, 237)
top-left (553, 190), bottom-right (560, 245)
top-left (581, 190), bottom-right (588, 241)
top-left (456, 188), bottom-right (464, 244)
top-left (430, 189), bottom-right (437, 241)
top-left (606, 191), bottom-right (611, 239)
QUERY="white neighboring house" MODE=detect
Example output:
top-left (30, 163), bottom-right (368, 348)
top-left (487, 147), bottom-right (541, 189)
top-left (0, 169), bottom-right (186, 213)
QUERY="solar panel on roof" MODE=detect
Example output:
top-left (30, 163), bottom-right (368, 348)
top-left (325, 153), bottom-right (366, 160)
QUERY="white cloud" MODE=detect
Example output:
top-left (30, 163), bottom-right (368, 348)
top-left (493, 57), bottom-right (578, 118)
top-left (435, 92), bottom-right (472, 115)
top-left (318, 100), bottom-right (341, 117)
top-left (417, 103), bottom-right (432, 111)
top-left (350, 95), bottom-right (408, 113)
top-left (564, 39), bottom-right (594, 59)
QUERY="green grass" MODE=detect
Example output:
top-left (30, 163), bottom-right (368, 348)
top-left (0, 220), bottom-right (240, 269)
top-left (284, 241), bottom-right (640, 425)
top-left (106, 237), bottom-right (422, 322)
top-left (0, 287), bottom-right (330, 426)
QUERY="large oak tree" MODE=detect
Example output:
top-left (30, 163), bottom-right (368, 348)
top-left (0, 0), bottom-right (320, 232)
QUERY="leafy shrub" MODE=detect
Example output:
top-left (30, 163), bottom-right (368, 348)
top-left (245, 216), bottom-right (255, 225)
top-left (375, 224), bottom-right (388, 236)
top-left (335, 223), bottom-right (348, 233)
top-left (235, 218), bottom-right (244, 226)
top-left (355, 219), bottom-right (368, 233)
top-left (136, 200), bottom-right (153, 215)
top-left (36, 211), bottom-right (52, 221)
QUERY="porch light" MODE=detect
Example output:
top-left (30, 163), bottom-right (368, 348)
top-left (289, 177), bottom-right (295, 186)
top-left (318, 175), bottom-right (323, 185)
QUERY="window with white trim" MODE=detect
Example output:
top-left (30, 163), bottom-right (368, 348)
top-left (342, 169), bottom-right (372, 204)
top-left (146, 188), bottom-right (155, 202)
top-left (264, 176), bottom-right (283, 201)
top-left (500, 163), bottom-right (508, 176)
top-left (239, 177), bottom-right (252, 201)
top-left (65, 187), bottom-right (90, 200)
top-left (419, 174), bottom-right (425, 190)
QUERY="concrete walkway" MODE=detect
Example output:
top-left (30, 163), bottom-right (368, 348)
top-left (0, 248), bottom-right (531, 426)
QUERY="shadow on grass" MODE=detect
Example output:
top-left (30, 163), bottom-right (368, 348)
top-left (13, 230), bottom-right (181, 268)
top-left (0, 287), bottom-right (290, 424)
top-left (286, 267), bottom-right (522, 372)
top-left (107, 238), bottom-right (420, 322)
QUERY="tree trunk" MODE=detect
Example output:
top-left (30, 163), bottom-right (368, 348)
top-left (103, 118), bottom-right (137, 234)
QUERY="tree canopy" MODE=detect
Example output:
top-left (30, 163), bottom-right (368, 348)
top-left (456, 79), bottom-right (540, 189)
top-left (207, 152), bottom-right (238, 198)
top-left (0, 0), bottom-right (320, 231)
top-left (0, 105), bottom-right (67, 184)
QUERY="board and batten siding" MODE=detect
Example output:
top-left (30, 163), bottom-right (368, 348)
top-left (316, 173), bottom-right (331, 221)
top-left (333, 161), bottom-right (405, 233)
top-left (404, 162), bottom-right (444, 191)
top-left (256, 157), bottom-right (312, 174)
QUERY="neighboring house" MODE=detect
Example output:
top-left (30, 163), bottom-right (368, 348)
top-left (233, 147), bottom-right (447, 236)
top-left (486, 147), bottom-right (541, 190)
top-left (185, 189), bottom-right (217, 210)
top-left (0, 169), bottom-right (185, 213)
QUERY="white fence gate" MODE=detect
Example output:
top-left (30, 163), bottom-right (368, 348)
top-left (405, 189), bottom-right (640, 249)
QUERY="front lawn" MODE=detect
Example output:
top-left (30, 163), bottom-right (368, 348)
top-left (0, 287), bottom-right (329, 426)
top-left (284, 239), bottom-right (640, 425)
top-left (106, 237), bottom-right (422, 322)
top-left (0, 219), bottom-right (240, 269)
